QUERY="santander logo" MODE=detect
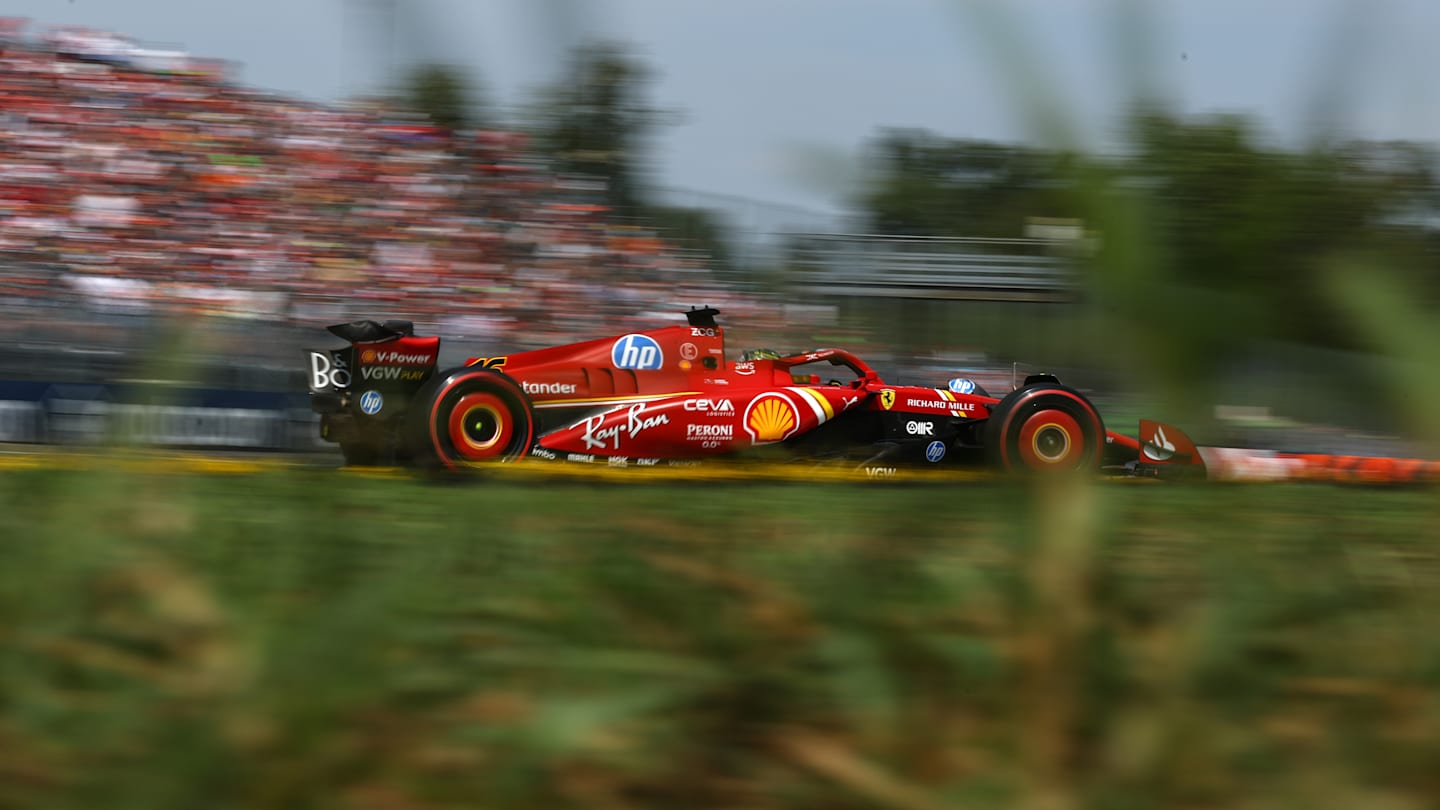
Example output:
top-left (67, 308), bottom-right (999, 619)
top-left (1142, 425), bottom-right (1177, 462)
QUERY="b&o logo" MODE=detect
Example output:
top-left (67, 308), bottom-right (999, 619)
top-left (358, 390), bottom-right (384, 415)
top-left (309, 351), bottom-right (350, 390)
top-left (612, 334), bottom-right (664, 370)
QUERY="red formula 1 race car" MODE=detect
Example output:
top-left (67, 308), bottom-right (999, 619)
top-left (305, 307), bottom-right (1204, 476)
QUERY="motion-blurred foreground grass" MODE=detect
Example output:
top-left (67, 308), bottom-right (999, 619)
top-left (3, 468), bottom-right (1440, 809)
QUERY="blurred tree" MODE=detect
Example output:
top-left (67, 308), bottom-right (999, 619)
top-left (645, 204), bottom-right (735, 271)
top-left (1124, 110), bottom-right (1439, 345)
top-left (856, 118), bottom-right (1439, 349)
top-left (528, 42), bottom-right (677, 216)
top-left (859, 129), bottom-right (1080, 237)
top-left (401, 63), bottom-right (485, 133)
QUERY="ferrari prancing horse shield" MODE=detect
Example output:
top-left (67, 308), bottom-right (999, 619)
top-left (880, 389), bottom-right (896, 410)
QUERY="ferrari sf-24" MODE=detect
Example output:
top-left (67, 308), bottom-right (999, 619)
top-left (305, 307), bottom-right (1203, 476)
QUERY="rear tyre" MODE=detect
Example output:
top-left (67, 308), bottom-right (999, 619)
top-left (984, 383), bottom-right (1104, 473)
top-left (404, 368), bottom-right (536, 469)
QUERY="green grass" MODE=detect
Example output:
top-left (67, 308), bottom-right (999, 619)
top-left (3, 468), bottom-right (1440, 808)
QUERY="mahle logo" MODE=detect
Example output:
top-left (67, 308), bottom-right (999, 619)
top-left (612, 334), bottom-right (664, 370)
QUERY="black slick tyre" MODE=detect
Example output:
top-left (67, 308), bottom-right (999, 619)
top-left (983, 382), bottom-right (1105, 473)
top-left (403, 368), bottom-right (536, 469)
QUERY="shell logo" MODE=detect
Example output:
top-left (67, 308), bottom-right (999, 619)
top-left (744, 393), bottom-right (799, 444)
top-left (360, 349), bottom-right (377, 364)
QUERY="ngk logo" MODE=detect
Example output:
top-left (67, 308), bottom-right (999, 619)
top-left (360, 349), bottom-right (435, 365)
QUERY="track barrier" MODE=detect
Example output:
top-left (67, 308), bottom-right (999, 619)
top-left (2, 381), bottom-right (1435, 484)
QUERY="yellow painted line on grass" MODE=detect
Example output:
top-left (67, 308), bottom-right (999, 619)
top-left (0, 449), bottom-right (996, 484)
top-left (466, 459), bottom-right (995, 485)
top-left (0, 450), bottom-right (293, 476)
top-left (0, 455), bottom-right (56, 471)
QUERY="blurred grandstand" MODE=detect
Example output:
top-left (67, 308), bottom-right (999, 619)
top-left (1, 15), bottom-right (1078, 394)
top-left (0, 16), bottom-right (793, 389)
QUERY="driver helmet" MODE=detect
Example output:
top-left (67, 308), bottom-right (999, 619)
top-left (739, 348), bottom-right (783, 362)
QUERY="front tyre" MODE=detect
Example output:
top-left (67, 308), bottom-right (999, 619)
top-left (404, 368), bottom-right (536, 469)
top-left (984, 383), bottom-right (1105, 474)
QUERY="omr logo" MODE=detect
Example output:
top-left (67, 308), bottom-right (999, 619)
top-left (612, 334), bottom-right (664, 370)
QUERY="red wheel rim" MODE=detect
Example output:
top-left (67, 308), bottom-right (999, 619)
top-left (447, 392), bottom-right (514, 460)
top-left (1017, 409), bottom-right (1083, 468)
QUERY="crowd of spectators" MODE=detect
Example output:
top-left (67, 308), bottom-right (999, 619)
top-left (0, 17), bottom-right (774, 357)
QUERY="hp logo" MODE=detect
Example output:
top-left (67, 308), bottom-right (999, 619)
top-left (925, 440), bottom-right (947, 463)
top-left (611, 334), bottom-right (664, 370)
top-left (948, 377), bottom-right (977, 394)
top-left (358, 390), bottom-right (384, 415)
